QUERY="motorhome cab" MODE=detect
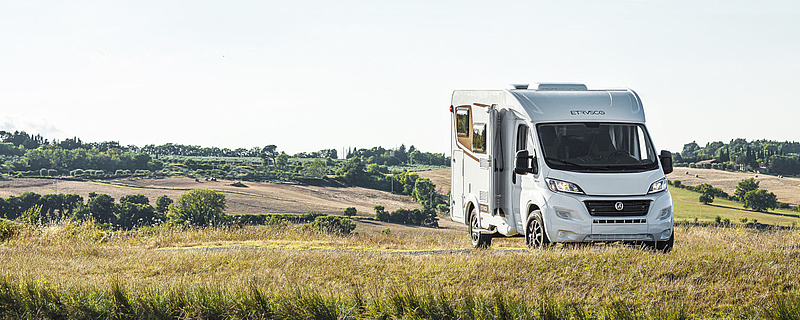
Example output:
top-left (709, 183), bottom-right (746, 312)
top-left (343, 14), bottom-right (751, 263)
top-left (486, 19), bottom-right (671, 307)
top-left (450, 83), bottom-right (674, 252)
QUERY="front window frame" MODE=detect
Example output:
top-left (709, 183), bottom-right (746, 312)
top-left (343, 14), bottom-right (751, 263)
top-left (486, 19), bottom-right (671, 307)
top-left (536, 122), bottom-right (659, 173)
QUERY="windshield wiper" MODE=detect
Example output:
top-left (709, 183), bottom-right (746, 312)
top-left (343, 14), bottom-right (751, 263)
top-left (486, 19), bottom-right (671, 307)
top-left (544, 157), bottom-right (585, 168)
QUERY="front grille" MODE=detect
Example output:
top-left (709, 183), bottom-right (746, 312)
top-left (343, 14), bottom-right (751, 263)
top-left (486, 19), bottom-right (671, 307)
top-left (584, 200), bottom-right (651, 217)
top-left (588, 234), bottom-right (653, 241)
top-left (593, 219), bottom-right (646, 224)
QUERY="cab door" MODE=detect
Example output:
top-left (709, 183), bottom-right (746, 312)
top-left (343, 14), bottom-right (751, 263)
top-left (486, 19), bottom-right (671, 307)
top-left (511, 121), bottom-right (529, 232)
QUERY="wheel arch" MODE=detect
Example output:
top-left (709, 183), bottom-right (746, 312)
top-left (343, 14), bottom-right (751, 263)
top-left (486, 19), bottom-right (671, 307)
top-left (464, 201), bottom-right (476, 226)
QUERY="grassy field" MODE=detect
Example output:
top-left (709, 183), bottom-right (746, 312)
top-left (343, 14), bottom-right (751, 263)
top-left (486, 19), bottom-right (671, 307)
top-left (0, 218), bottom-right (798, 319)
top-left (668, 167), bottom-right (800, 205)
top-left (671, 187), bottom-right (800, 226)
top-left (1, 168), bottom-right (799, 318)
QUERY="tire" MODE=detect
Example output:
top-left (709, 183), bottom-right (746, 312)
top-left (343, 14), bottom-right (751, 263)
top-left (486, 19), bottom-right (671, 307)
top-left (525, 210), bottom-right (550, 249)
top-left (643, 234), bottom-right (674, 253)
top-left (469, 206), bottom-right (492, 249)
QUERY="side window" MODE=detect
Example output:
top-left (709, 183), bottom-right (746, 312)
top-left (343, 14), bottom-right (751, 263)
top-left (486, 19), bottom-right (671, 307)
top-left (516, 125), bottom-right (528, 151)
top-left (456, 109), bottom-right (469, 137)
top-left (473, 123), bottom-right (486, 153)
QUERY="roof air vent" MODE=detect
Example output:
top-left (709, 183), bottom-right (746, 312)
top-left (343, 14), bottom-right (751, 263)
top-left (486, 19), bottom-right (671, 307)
top-left (537, 83), bottom-right (587, 91)
top-left (510, 84), bottom-right (529, 90)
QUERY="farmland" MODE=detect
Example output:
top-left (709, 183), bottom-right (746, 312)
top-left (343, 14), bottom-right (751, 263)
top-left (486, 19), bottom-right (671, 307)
top-left (0, 167), bottom-right (799, 318)
top-left (0, 176), bottom-right (420, 216)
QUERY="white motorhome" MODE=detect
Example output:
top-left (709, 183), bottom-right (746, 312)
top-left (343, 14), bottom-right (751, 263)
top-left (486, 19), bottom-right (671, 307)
top-left (450, 83), bottom-right (674, 252)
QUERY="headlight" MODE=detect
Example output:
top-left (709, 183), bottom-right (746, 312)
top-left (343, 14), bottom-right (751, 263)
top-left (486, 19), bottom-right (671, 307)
top-left (546, 178), bottom-right (585, 194)
top-left (648, 178), bottom-right (668, 194)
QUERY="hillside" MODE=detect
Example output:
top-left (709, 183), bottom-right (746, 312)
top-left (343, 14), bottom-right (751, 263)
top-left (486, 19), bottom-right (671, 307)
top-left (667, 167), bottom-right (800, 204)
top-left (417, 169), bottom-right (450, 194)
top-left (0, 177), bottom-right (421, 216)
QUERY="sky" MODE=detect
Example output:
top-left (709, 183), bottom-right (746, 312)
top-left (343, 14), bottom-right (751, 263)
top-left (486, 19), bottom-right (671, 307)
top-left (1, 0), bottom-right (799, 155)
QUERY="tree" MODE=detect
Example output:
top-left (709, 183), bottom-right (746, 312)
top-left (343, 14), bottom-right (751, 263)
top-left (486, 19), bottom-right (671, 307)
top-left (412, 178), bottom-right (436, 208)
top-left (344, 207), bottom-right (357, 217)
top-left (275, 153), bottom-right (289, 167)
top-left (167, 189), bottom-right (227, 226)
top-left (155, 195), bottom-right (173, 215)
top-left (734, 178), bottom-right (759, 201)
top-left (260, 145), bottom-right (277, 166)
top-left (374, 205), bottom-right (389, 222)
top-left (336, 157), bottom-right (366, 185)
top-left (87, 193), bottom-right (115, 224)
top-left (743, 189), bottom-right (777, 212)
top-left (116, 200), bottom-right (159, 229)
top-left (303, 159), bottom-right (327, 179)
top-left (119, 194), bottom-right (149, 205)
top-left (699, 193), bottom-right (714, 205)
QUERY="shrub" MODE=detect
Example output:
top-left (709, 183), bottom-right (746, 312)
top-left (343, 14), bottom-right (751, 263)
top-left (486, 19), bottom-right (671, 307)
top-left (0, 220), bottom-right (20, 242)
top-left (344, 207), bottom-right (357, 217)
top-left (310, 216), bottom-right (355, 234)
top-left (374, 205), bottom-right (389, 222)
top-left (167, 189), bottom-right (227, 226)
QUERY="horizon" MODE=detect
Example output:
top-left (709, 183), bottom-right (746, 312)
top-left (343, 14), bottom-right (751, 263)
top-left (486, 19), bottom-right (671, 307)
top-left (2, 1), bottom-right (799, 155)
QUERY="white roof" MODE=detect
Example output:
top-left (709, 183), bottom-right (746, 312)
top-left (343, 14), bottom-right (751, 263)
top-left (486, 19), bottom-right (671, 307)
top-left (509, 88), bottom-right (645, 123)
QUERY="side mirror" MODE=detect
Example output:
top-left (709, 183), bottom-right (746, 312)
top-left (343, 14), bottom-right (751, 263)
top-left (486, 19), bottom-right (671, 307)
top-left (660, 150), bottom-right (673, 174)
top-left (515, 150), bottom-right (538, 175)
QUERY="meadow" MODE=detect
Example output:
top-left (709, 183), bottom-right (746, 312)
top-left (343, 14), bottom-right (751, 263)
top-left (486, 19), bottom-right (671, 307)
top-left (1, 168), bottom-right (799, 319)
top-left (0, 215), bottom-right (798, 319)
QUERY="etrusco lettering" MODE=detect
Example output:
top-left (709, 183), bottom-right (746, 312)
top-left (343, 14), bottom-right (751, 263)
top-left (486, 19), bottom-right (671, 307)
top-left (570, 110), bottom-right (606, 116)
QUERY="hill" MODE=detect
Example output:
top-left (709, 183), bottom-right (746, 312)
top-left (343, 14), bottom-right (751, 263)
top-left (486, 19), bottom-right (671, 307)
top-left (667, 167), bottom-right (800, 204)
top-left (0, 176), bottom-right (421, 217)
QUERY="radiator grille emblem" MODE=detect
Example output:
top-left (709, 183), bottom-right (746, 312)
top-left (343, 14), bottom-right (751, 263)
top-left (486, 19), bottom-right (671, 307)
top-left (615, 202), bottom-right (624, 211)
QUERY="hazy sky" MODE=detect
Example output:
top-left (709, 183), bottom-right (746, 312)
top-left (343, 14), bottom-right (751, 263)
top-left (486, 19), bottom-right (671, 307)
top-left (2, 1), bottom-right (799, 155)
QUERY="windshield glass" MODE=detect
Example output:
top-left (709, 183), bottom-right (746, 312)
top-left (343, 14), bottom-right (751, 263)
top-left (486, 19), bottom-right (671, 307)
top-left (537, 122), bottom-right (658, 172)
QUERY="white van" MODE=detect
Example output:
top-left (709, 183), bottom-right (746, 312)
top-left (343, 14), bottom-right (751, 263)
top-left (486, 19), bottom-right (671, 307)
top-left (450, 83), bottom-right (674, 252)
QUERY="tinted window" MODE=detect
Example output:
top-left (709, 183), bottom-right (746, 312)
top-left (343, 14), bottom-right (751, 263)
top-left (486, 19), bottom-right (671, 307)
top-left (516, 125), bottom-right (527, 151)
top-left (456, 108), bottom-right (469, 137)
top-left (473, 123), bottom-right (486, 153)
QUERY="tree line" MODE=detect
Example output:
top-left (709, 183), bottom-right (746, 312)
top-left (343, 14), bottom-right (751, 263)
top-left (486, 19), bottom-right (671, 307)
top-left (676, 138), bottom-right (800, 175)
top-left (0, 189), bottom-right (358, 234)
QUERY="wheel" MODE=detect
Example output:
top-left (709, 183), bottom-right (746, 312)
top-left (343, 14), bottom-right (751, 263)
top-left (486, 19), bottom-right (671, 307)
top-left (469, 207), bottom-right (491, 249)
top-left (643, 234), bottom-right (674, 253)
top-left (525, 210), bottom-right (550, 249)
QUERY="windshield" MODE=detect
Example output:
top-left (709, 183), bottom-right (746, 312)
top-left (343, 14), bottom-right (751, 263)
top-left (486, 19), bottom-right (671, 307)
top-left (537, 122), bottom-right (658, 173)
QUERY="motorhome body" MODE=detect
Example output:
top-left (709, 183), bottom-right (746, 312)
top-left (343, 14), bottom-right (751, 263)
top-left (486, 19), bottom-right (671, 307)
top-left (449, 83), bottom-right (674, 251)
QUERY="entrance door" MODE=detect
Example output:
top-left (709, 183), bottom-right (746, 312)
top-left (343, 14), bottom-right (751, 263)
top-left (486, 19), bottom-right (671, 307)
top-left (450, 150), bottom-right (464, 222)
top-left (453, 104), bottom-right (495, 229)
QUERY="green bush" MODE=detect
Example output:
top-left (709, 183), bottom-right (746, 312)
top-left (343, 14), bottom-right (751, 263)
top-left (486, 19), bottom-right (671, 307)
top-left (0, 220), bottom-right (20, 241)
top-left (310, 215), bottom-right (355, 234)
top-left (344, 207), bottom-right (357, 217)
top-left (167, 189), bottom-right (227, 227)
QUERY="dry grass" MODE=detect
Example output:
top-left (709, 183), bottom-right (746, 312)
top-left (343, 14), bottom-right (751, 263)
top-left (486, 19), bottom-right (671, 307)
top-left (0, 177), bottom-right (420, 215)
top-left (0, 219), bottom-right (798, 318)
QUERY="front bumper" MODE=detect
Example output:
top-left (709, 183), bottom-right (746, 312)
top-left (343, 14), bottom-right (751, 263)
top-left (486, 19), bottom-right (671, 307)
top-left (542, 190), bottom-right (673, 242)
